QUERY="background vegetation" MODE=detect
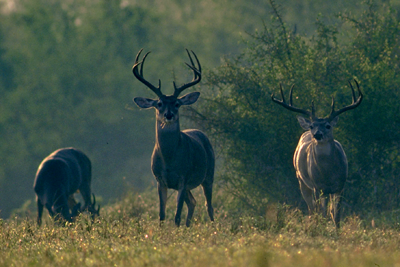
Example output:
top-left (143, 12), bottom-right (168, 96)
top-left (0, 0), bottom-right (399, 225)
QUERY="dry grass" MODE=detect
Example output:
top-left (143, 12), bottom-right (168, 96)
top-left (2, 189), bottom-right (400, 267)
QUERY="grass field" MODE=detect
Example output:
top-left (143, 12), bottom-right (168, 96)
top-left (2, 189), bottom-right (400, 267)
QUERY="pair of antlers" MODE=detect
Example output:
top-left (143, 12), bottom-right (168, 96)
top-left (132, 48), bottom-right (362, 119)
top-left (132, 49), bottom-right (201, 98)
top-left (271, 80), bottom-right (363, 121)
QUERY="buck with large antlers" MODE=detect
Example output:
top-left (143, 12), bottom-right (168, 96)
top-left (271, 81), bottom-right (363, 227)
top-left (33, 148), bottom-right (100, 225)
top-left (132, 49), bottom-right (214, 227)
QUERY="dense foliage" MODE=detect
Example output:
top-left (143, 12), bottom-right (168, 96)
top-left (191, 1), bottom-right (400, 216)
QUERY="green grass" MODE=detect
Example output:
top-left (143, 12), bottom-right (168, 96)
top-left (2, 190), bottom-right (400, 267)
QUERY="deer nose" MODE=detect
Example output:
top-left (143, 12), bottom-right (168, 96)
top-left (164, 112), bottom-right (174, 120)
top-left (314, 132), bottom-right (323, 141)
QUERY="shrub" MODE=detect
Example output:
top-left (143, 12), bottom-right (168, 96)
top-left (189, 1), bottom-right (400, 216)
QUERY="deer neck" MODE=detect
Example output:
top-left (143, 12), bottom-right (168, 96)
top-left (155, 119), bottom-right (181, 159)
top-left (311, 138), bottom-right (335, 157)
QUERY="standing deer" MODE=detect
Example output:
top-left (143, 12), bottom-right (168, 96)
top-left (132, 49), bottom-right (214, 227)
top-left (271, 81), bottom-right (363, 227)
top-left (33, 147), bottom-right (100, 225)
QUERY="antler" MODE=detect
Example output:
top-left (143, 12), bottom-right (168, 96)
top-left (271, 84), bottom-right (316, 119)
top-left (327, 79), bottom-right (363, 121)
top-left (173, 49), bottom-right (202, 97)
top-left (132, 49), bottom-right (163, 97)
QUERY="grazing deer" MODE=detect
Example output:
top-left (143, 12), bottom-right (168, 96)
top-left (33, 148), bottom-right (100, 225)
top-left (132, 49), bottom-right (215, 227)
top-left (271, 81), bottom-right (363, 227)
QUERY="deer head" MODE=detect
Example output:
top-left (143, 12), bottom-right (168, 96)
top-left (271, 80), bottom-right (363, 143)
top-left (87, 193), bottom-right (100, 218)
top-left (132, 49), bottom-right (202, 126)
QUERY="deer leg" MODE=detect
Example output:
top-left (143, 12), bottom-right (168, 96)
top-left (57, 196), bottom-right (74, 224)
top-left (330, 192), bottom-right (342, 228)
top-left (202, 182), bottom-right (214, 222)
top-left (37, 198), bottom-right (44, 226)
top-left (79, 183), bottom-right (92, 211)
top-left (71, 202), bottom-right (81, 218)
top-left (158, 183), bottom-right (168, 223)
top-left (316, 191), bottom-right (327, 217)
top-left (68, 195), bottom-right (78, 210)
top-left (184, 190), bottom-right (196, 227)
top-left (298, 179), bottom-right (315, 215)
top-left (175, 187), bottom-right (187, 227)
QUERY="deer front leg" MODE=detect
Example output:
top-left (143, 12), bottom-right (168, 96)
top-left (298, 178), bottom-right (315, 215)
top-left (158, 182), bottom-right (168, 223)
top-left (315, 190), bottom-right (328, 217)
top-left (68, 195), bottom-right (78, 210)
top-left (79, 182), bottom-right (93, 212)
top-left (175, 186), bottom-right (187, 227)
top-left (330, 192), bottom-right (343, 228)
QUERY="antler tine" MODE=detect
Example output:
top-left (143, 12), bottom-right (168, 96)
top-left (185, 49), bottom-right (201, 78)
top-left (173, 49), bottom-right (202, 97)
top-left (278, 84), bottom-right (286, 103)
top-left (288, 84), bottom-right (293, 105)
top-left (271, 84), bottom-right (313, 118)
top-left (132, 49), bottom-right (163, 97)
top-left (348, 80), bottom-right (356, 101)
top-left (311, 100), bottom-right (316, 119)
top-left (328, 79), bottom-right (363, 121)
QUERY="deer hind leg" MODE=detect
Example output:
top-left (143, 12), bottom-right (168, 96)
top-left (330, 192), bottom-right (342, 228)
top-left (201, 182), bottom-right (214, 222)
top-left (298, 179), bottom-right (315, 215)
top-left (184, 190), bottom-right (196, 227)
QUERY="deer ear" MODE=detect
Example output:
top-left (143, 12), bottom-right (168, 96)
top-left (178, 92), bottom-right (200, 106)
top-left (330, 116), bottom-right (339, 127)
top-left (297, 116), bottom-right (312, 130)
top-left (133, 97), bottom-right (157, 109)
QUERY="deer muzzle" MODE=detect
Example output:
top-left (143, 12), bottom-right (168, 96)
top-left (314, 132), bottom-right (323, 141)
top-left (164, 111), bottom-right (174, 121)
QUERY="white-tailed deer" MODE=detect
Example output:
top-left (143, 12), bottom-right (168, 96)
top-left (132, 49), bottom-right (214, 227)
top-left (33, 148), bottom-right (100, 225)
top-left (271, 81), bottom-right (363, 227)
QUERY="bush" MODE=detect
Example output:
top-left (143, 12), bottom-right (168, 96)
top-left (189, 1), bottom-right (400, 216)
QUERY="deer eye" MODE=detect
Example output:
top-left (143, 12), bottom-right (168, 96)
top-left (175, 103), bottom-right (181, 108)
top-left (309, 125), bottom-right (314, 130)
top-left (326, 125), bottom-right (331, 129)
top-left (157, 102), bottom-right (163, 108)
